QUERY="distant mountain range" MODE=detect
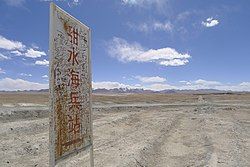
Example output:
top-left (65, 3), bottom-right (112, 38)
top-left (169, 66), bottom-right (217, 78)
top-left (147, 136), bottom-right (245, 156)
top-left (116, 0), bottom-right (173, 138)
top-left (0, 88), bottom-right (243, 94)
top-left (92, 88), bottom-right (235, 94)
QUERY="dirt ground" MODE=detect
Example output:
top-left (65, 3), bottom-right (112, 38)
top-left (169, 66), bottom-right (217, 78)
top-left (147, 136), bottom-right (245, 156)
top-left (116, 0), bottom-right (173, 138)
top-left (0, 92), bottom-right (249, 167)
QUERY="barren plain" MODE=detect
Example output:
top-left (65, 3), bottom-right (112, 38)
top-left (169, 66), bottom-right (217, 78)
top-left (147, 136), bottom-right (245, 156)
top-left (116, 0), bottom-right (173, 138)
top-left (0, 92), bottom-right (249, 167)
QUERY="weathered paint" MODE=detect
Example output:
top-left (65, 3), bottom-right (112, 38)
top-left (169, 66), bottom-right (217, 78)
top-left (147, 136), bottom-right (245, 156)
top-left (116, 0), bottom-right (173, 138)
top-left (49, 3), bottom-right (93, 166)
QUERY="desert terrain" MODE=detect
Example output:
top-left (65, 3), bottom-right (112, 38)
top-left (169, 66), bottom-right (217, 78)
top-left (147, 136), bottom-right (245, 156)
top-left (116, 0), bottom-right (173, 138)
top-left (0, 92), bottom-right (249, 167)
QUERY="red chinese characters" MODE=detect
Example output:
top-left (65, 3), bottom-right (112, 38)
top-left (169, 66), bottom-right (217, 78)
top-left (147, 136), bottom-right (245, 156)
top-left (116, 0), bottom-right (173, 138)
top-left (67, 26), bottom-right (79, 66)
top-left (68, 113), bottom-right (80, 134)
top-left (68, 47), bottom-right (79, 66)
top-left (67, 26), bottom-right (79, 46)
top-left (69, 92), bottom-right (80, 110)
top-left (65, 25), bottom-right (82, 147)
top-left (68, 69), bottom-right (80, 88)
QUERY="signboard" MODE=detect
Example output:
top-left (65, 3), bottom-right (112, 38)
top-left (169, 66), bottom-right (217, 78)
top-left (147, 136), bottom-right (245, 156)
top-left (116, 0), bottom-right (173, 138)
top-left (49, 3), bottom-right (93, 166)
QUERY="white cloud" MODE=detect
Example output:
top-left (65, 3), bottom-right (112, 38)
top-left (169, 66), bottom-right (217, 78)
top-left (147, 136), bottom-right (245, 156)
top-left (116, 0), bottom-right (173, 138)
top-left (35, 59), bottom-right (49, 66)
top-left (179, 80), bottom-right (191, 85)
top-left (31, 43), bottom-right (39, 49)
top-left (194, 79), bottom-right (221, 86)
top-left (20, 73), bottom-right (32, 77)
top-left (144, 83), bottom-right (175, 91)
top-left (0, 78), bottom-right (48, 91)
top-left (92, 79), bottom-right (250, 92)
top-left (67, 0), bottom-right (81, 7)
top-left (42, 75), bottom-right (48, 78)
top-left (0, 68), bottom-right (5, 74)
top-left (92, 81), bottom-right (174, 91)
top-left (153, 21), bottom-right (173, 32)
top-left (122, 0), bottom-right (166, 8)
top-left (0, 35), bottom-right (46, 59)
top-left (202, 17), bottom-right (219, 27)
top-left (128, 21), bottom-right (173, 33)
top-left (0, 35), bottom-right (25, 50)
top-left (179, 80), bottom-right (187, 83)
top-left (177, 11), bottom-right (191, 21)
top-left (136, 76), bottom-right (166, 83)
top-left (179, 79), bottom-right (223, 90)
top-left (178, 79), bottom-right (250, 91)
top-left (0, 53), bottom-right (10, 60)
top-left (3, 0), bottom-right (25, 7)
top-left (239, 82), bottom-right (250, 86)
top-left (93, 81), bottom-right (173, 91)
top-left (122, 0), bottom-right (139, 5)
top-left (107, 37), bottom-right (191, 67)
top-left (72, 0), bottom-right (80, 5)
top-left (159, 59), bottom-right (189, 66)
top-left (11, 50), bottom-right (23, 56)
top-left (24, 48), bottom-right (46, 58)
top-left (93, 81), bottom-right (136, 90)
top-left (107, 37), bottom-right (144, 61)
top-left (0, 77), bottom-right (249, 92)
top-left (40, 0), bottom-right (81, 7)
top-left (236, 82), bottom-right (250, 91)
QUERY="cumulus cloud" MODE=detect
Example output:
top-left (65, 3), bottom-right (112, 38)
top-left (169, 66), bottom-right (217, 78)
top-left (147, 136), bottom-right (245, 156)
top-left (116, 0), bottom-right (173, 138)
top-left (236, 82), bottom-right (250, 91)
top-left (0, 68), bottom-right (5, 74)
top-left (92, 81), bottom-right (176, 91)
top-left (35, 59), bottom-right (49, 66)
top-left (178, 79), bottom-right (222, 90)
top-left (194, 79), bottom-right (221, 86)
top-left (11, 50), bottom-right (23, 56)
top-left (122, 0), bottom-right (167, 9)
top-left (0, 77), bottom-right (250, 91)
top-left (178, 79), bottom-right (250, 91)
top-left (0, 53), bottom-right (10, 60)
top-left (159, 59), bottom-right (189, 66)
top-left (202, 17), bottom-right (219, 27)
top-left (42, 75), bottom-right (48, 78)
top-left (41, 0), bottom-right (81, 7)
top-left (92, 79), bottom-right (250, 92)
top-left (145, 83), bottom-right (176, 91)
top-left (31, 43), bottom-right (39, 49)
top-left (0, 35), bottom-right (25, 50)
top-left (0, 78), bottom-right (48, 91)
top-left (0, 35), bottom-right (46, 61)
top-left (70, 0), bottom-right (81, 6)
top-left (179, 80), bottom-right (191, 85)
top-left (136, 76), bottom-right (166, 83)
top-left (20, 73), bottom-right (32, 77)
top-left (92, 81), bottom-right (136, 90)
top-left (107, 37), bottom-right (190, 67)
top-left (128, 21), bottom-right (173, 33)
top-left (24, 48), bottom-right (46, 58)
top-left (122, 0), bottom-right (140, 5)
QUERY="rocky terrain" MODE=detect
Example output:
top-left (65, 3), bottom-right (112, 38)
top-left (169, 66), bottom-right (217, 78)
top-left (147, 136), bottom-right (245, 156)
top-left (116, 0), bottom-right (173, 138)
top-left (0, 93), bottom-right (249, 167)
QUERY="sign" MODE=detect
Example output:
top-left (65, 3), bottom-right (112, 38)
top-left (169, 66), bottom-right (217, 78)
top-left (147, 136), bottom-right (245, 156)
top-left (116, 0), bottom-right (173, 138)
top-left (49, 3), bottom-right (93, 166)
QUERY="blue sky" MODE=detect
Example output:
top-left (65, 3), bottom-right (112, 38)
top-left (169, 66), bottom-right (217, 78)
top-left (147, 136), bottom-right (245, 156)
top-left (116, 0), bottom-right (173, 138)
top-left (0, 0), bottom-right (250, 91)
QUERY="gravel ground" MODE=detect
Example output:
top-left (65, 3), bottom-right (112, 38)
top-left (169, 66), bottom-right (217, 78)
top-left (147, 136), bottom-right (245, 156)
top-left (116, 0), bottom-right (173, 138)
top-left (0, 94), bottom-right (249, 167)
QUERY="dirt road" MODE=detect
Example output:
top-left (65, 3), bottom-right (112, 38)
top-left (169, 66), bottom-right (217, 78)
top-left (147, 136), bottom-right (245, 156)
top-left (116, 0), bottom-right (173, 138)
top-left (0, 94), bottom-right (249, 167)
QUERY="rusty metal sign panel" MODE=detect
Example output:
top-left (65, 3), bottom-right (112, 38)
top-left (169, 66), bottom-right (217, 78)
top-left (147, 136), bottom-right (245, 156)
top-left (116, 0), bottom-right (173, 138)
top-left (49, 3), bottom-right (93, 165)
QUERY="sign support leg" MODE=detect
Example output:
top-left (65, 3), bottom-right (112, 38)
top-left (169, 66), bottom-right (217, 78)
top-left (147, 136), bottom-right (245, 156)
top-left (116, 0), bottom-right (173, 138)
top-left (90, 145), bottom-right (94, 167)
